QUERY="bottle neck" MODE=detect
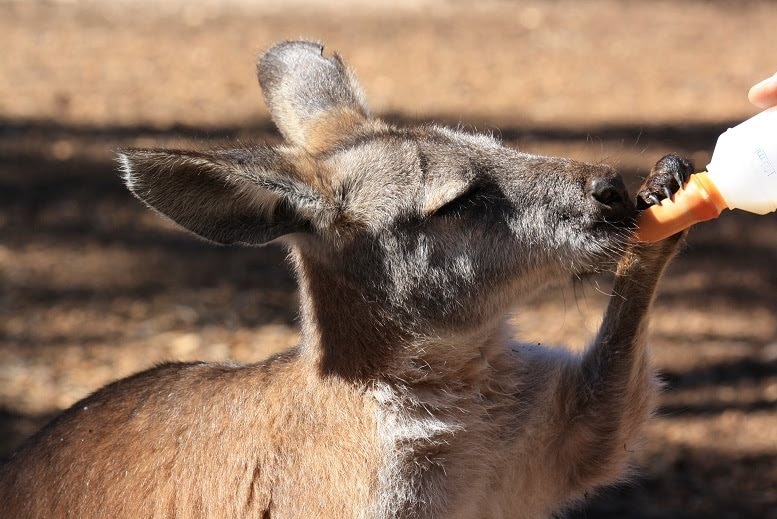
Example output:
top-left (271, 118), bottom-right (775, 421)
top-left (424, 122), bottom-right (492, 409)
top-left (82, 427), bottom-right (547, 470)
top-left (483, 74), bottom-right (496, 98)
top-left (688, 171), bottom-right (729, 217)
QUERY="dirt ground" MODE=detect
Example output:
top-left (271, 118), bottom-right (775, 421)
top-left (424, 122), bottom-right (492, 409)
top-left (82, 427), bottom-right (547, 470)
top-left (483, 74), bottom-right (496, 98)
top-left (1, 0), bottom-right (776, 517)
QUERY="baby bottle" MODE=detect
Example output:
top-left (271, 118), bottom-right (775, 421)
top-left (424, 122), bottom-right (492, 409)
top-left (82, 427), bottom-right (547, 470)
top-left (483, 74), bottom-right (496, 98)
top-left (634, 107), bottom-right (777, 243)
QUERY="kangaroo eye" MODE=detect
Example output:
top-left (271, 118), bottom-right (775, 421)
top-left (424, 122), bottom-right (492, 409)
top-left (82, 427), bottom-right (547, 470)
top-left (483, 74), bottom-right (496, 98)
top-left (430, 183), bottom-right (489, 219)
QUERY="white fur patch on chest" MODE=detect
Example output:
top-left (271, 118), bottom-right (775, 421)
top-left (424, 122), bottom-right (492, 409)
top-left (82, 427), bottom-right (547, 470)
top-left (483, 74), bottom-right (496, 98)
top-left (368, 381), bottom-right (464, 517)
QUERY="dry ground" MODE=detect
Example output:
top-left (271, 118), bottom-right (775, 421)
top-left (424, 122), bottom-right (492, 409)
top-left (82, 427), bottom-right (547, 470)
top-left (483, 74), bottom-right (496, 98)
top-left (1, 1), bottom-right (776, 517)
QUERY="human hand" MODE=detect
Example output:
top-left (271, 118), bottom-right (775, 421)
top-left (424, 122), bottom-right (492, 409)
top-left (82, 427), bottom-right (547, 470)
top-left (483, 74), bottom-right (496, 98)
top-left (748, 73), bottom-right (777, 109)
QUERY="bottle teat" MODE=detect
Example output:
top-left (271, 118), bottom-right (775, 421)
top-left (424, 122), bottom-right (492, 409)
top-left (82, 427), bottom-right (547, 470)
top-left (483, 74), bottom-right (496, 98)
top-left (633, 172), bottom-right (728, 243)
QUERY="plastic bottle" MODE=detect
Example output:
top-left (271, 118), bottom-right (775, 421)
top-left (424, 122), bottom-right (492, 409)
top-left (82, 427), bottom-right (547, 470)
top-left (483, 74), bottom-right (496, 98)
top-left (634, 107), bottom-right (777, 243)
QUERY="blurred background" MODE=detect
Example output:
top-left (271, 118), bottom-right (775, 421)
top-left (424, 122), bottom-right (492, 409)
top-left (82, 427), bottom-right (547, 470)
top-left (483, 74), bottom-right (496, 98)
top-left (1, 0), bottom-right (775, 516)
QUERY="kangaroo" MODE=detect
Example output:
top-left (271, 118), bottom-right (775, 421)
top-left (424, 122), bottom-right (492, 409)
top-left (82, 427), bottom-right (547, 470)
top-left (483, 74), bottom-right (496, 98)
top-left (0, 40), bottom-right (693, 518)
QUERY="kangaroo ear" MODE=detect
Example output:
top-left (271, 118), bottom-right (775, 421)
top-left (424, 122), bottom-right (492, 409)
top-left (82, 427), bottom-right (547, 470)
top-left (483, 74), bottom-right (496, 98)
top-left (118, 147), bottom-right (326, 245)
top-left (257, 40), bottom-right (370, 153)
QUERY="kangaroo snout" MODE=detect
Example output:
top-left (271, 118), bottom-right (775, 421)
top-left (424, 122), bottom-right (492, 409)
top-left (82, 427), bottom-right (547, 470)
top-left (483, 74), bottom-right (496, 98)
top-left (586, 172), bottom-right (633, 221)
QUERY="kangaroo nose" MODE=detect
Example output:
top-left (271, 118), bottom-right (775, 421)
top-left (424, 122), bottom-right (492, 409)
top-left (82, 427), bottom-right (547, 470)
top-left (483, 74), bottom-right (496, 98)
top-left (587, 174), bottom-right (632, 220)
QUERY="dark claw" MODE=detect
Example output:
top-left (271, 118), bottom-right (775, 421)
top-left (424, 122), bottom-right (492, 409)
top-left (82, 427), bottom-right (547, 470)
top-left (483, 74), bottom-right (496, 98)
top-left (636, 153), bottom-right (695, 210)
top-left (672, 169), bottom-right (687, 188)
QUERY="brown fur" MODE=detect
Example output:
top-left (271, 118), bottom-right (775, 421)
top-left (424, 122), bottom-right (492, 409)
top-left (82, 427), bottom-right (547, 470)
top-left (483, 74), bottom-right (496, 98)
top-left (0, 40), bottom-right (692, 518)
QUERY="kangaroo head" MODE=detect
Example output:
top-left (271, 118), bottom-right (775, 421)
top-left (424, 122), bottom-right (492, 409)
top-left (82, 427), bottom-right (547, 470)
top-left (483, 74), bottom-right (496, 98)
top-left (119, 41), bottom-right (635, 370)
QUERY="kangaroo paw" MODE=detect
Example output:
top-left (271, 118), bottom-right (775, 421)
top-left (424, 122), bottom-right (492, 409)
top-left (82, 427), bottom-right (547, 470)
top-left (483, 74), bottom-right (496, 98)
top-left (636, 154), bottom-right (695, 210)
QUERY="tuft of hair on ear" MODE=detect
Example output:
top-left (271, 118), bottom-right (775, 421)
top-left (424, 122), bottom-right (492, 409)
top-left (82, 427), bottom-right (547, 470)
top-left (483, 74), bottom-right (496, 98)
top-left (117, 146), bottom-right (327, 246)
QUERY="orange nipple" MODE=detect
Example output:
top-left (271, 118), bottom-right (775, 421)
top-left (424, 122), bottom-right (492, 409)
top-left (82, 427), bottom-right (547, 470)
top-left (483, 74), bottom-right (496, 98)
top-left (633, 172), bottom-right (728, 243)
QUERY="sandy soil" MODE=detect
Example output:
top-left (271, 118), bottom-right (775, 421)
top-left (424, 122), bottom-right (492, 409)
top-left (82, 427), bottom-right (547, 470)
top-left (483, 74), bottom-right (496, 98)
top-left (1, 1), bottom-right (776, 517)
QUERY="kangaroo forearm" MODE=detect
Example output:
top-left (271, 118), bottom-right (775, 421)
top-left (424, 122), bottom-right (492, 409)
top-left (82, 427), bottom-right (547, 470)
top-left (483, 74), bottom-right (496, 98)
top-left (572, 243), bottom-right (674, 425)
top-left (551, 242), bottom-right (675, 492)
top-left (582, 241), bottom-right (677, 391)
